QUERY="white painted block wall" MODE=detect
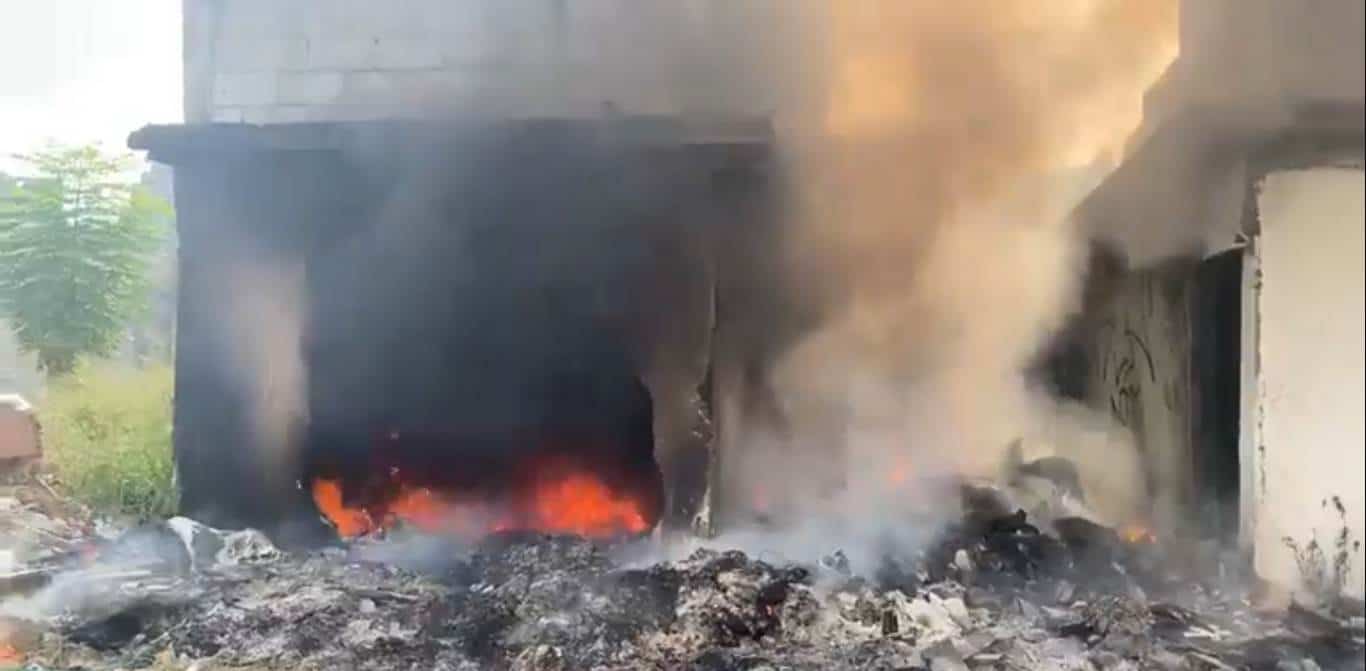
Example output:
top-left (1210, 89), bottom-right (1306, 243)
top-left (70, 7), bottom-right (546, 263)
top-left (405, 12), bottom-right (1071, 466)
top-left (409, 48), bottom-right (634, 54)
top-left (1250, 167), bottom-right (1365, 600)
top-left (194, 0), bottom-right (815, 124)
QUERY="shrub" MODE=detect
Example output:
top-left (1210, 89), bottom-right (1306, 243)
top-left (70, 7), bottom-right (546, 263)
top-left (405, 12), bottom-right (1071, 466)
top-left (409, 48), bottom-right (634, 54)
top-left (40, 360), bottom-right (177, 518)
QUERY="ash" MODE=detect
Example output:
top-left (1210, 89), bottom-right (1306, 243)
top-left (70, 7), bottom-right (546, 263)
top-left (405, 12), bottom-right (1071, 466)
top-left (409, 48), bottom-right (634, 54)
top-left (6, 506), bottom-right (1364, 671)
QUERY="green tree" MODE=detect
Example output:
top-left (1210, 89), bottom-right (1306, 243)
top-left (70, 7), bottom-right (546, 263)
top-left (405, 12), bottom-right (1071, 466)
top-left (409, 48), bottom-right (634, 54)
top-left (0, 144), bottom-right (169, 377)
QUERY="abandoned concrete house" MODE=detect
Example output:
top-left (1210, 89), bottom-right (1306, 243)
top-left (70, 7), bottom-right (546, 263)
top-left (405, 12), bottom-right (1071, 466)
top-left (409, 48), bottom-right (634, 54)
top-left (133, 2), bottom-right (816, 543)
top-left (129, 0), bottom-right (1362, 606)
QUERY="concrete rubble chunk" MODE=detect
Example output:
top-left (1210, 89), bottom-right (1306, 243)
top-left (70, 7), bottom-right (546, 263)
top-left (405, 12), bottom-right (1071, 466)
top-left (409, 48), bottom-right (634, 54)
top-left (216, 529), bottom-right (281, 566)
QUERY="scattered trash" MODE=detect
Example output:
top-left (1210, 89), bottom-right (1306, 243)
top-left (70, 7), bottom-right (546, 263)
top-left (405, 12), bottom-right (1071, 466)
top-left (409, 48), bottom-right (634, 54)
top-left (1, 489), bottom-right (1361, 670)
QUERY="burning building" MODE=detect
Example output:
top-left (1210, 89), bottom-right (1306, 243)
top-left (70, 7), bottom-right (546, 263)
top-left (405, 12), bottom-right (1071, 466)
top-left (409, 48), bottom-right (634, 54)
top-left (133, 2), bottom-right (824, 542)
top-left (5, 2), bottom-right (1361, 668)
top-left (130, 0), bottom-right (1360, 603)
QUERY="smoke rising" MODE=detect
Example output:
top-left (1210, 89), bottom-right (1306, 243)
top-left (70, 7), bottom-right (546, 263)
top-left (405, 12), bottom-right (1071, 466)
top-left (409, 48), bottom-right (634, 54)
top-left (221, 259), bottom-right (309, 496)
top-left (715, 0), bottom-right (1178, 557)
top-left (179, 2), bottom-right (1178, 551)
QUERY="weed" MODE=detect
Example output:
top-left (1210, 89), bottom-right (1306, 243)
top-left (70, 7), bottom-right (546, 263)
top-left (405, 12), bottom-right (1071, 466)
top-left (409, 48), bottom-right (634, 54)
top-left (1282, 495), bottom-right (1361, 609)
top-left (39, 361), bottom-right (177, 518)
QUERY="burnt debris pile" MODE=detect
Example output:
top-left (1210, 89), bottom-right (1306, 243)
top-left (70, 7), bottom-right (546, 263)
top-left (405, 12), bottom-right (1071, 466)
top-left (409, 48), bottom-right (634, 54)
top-left (5, 492), bottom-right (1364, 671)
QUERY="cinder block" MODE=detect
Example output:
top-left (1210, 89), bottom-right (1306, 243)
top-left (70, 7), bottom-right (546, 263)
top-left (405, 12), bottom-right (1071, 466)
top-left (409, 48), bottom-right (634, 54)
top-left (270, 106), bottom-right (325, 123)
top-left (240, 106), bottom-right (276, 124)
top-left (306, 35), bottom-right (444, 71)
top-left (307, 38), bottom-right (376, 70)
top-left (215, 35), bottom-right (311, 74)
top-left (213, 72), bottom-right (277, 107)
top-left (219, 0), bottom-right (292, 37)
top-left (276, 71), bottom-right (346, 105)
top-left (394, 70), bottom-right (468, 109)
top-left (315, 0), bottom-right (443, 38)
top-left (440, 27), bottom-right (497, 67)
top-left (339, 71), bottom-right (399, 105)
top-left (326, 104), bottom-right (396, 123)
top-left (339, 70), bottom-right (467, 108)
top-left (369, 38), bottom-right (443, 70)
top-left (211, 106), bottom-right (246, 123)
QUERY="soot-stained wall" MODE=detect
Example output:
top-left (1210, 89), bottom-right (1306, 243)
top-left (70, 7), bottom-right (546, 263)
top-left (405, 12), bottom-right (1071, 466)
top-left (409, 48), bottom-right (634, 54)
top-left (303, 129), bottom-right (713, 524)
top-left (137, 121), bottom-right (776, 537)
top-left (1077, 261), bottom-right (1195, 535)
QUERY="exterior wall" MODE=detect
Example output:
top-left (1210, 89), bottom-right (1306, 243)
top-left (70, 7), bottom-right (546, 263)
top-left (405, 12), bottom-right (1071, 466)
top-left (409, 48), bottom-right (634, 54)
top-left (1139, 0), bottom-right (1364, 143)
top-left (1078, 0), bottom-right (1364, 602)
top-left (1088, 0), bottom-right (1363, 269)
top-left (1248, 167), bottom-right (1365, 599)
top-left (1081, 267), bottom-right (1193, 533)
top-left (1178, 0), bottom-right (1364, 107)
top-left (168, 152), bottom-right (324, 532)
top-left (186, 0), bottom-right (820, 124)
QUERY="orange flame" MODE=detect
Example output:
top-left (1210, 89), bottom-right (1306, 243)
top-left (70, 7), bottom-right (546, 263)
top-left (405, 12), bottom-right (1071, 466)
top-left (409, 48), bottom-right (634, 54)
top-left (311, 478), bottom-right (377, 537)
top-left (523, 472), bottom-right (649, 536)
top-left (311, 462), bottom-right (649, 540)
top-left (888, 457), bottom-right (912, 487)
top-left (1119, 523), bottom-right (1157, 545)
top-left (0, 643), bottom-right (21, 665)
top-left (752, 485), bottom-right (770, 513)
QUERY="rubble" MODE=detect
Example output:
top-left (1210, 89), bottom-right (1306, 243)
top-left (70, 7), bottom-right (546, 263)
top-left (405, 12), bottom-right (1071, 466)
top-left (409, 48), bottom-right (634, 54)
top-left (2, 456), bottom-right (1362, 670)
top-left (2, 499), bottom-right (1361, 671)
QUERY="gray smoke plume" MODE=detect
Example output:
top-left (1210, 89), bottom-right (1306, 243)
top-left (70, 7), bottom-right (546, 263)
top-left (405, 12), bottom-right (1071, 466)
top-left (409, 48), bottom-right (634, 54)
top-left (201, 2), bottom-right (1178, 557)
top-left (710, 1), bottom-right (1179, 561)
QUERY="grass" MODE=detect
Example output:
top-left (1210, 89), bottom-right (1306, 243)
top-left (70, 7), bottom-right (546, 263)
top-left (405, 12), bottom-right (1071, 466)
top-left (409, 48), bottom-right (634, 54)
top-left (39, 360), bottom-right (178, 519)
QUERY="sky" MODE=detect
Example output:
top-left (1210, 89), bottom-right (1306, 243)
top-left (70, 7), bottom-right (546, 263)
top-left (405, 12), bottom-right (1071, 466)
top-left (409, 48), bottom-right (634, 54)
top-left (0, 0), bottom-right (182, 174)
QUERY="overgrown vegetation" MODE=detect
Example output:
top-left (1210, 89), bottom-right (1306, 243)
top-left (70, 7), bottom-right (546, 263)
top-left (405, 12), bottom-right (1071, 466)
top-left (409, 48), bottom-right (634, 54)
top-left (0, 144), bottom-right (169, 377)
top-left (41, 361), bottom-right (177, 518)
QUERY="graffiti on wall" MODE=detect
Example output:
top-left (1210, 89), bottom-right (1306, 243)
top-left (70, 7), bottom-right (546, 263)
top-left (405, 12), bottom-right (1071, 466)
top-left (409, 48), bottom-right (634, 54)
top-left (1085, 271), bottom-right (1192, 530)
top-left (1101, 326), bottom-right (1157, 433)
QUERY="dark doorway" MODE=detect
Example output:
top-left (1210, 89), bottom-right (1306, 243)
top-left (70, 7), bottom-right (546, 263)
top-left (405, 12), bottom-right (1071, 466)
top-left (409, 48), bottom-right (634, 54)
top-left (1189, 247), bottom-right (1243, 543)
top-left (300, 135), bottom-right (673, 539)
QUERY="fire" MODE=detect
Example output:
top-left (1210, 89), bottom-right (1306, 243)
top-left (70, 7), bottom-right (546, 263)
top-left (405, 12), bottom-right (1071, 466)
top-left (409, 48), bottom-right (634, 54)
top-left (888, 457), bottom-right (912, 487)
top-left (0, 643), bottom-right (19, 665)
top-left (1119, 523), bottom-right (1157, 545)
top-left (752, 485), bottom-right (770, 513)
top-left (526, 472), bottom-right (649, 536)
top-left (312, 460), bottom-right (650, 539)
top-left (311, 478), bottom-right (377, 537)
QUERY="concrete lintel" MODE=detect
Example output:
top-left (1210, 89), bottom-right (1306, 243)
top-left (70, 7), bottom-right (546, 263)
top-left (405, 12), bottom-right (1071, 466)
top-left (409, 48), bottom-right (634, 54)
top-left (128, 117), bottom-right (775, 165)
top-left (1076, 100), bottom-right (1364, 269)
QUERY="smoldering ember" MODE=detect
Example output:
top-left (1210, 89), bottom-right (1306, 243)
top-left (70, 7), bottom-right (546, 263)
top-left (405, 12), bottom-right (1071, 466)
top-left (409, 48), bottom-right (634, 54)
top-left (2, 472), bottom-right (1363, 670)
top-left (3, 1), bottom-right (1364, 670)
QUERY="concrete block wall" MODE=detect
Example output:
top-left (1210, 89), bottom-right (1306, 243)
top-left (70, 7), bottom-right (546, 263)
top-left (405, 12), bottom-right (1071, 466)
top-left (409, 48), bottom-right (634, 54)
top-left (1081, 266), bottom-right (1195, 534)
top-left (188, 0), bottom-right (819, 125)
